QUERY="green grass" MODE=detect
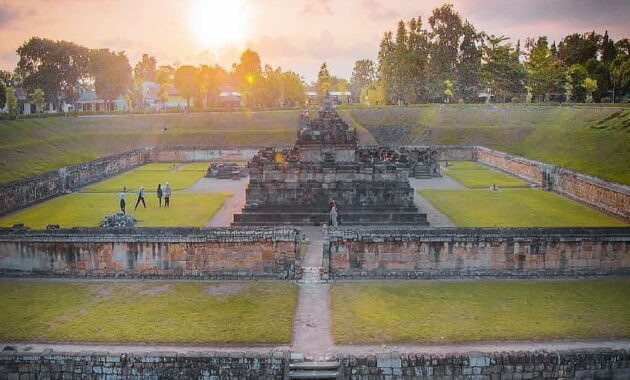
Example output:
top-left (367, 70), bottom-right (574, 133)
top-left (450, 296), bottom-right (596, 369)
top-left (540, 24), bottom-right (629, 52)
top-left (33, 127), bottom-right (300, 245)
top-left (0, 192), bottom-right (232, 228)
top-left (331, 279), bottom-right (630, 344)
top-left (83, 163), bottom-right (207, 193)
top-left (348, 105), bottom-right (630, 184)
top-left (0, 280), bottom-right (297, 344)
top-left (420, 188), bottom-right (627, 227)
top-left (444, 161), bottom-right (529, 188)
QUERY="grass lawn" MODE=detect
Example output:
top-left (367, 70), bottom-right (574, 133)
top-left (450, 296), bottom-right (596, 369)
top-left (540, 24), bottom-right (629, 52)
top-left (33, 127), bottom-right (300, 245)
top-left (444, 161), bottom-right (528, 188)
top-left (84, 163), bottom-right (207, 193)
top-left (420, 188), bottom-right (627, 227)
top-left (0, 192), bottom-right (232, 228)
top-left (331, 279), bottom-right (630, 344)
top-left (0, 280), bottom-right (297, 344)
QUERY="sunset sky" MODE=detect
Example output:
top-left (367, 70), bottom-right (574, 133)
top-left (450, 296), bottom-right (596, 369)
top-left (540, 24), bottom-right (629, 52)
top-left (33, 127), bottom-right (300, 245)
top-left (0, 0), bottom-right (628, 82)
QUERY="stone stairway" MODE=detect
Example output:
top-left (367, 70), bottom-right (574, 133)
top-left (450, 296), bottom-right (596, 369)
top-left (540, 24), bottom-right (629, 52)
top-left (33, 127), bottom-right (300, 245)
top-left (288, 360), bottom-right (340, 379)
top-left (413, 164), bottom-right (432, 179)
top-left (300, 266), bottom-right (323, 284)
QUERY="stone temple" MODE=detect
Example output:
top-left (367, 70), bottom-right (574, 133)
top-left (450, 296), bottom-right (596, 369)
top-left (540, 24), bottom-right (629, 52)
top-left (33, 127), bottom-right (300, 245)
top-left (233, 96), bottom-right (440, 226)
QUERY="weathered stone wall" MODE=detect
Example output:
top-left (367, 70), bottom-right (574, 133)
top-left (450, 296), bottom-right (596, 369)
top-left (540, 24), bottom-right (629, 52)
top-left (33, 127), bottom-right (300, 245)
top-left (149, 147), bottom-right (223, 162)
top-left (0, 227), bottom-right (301, 279)
top-left (438, 145), bottom-right (630, 220)
top-left (339, 349), bottom-right (630, 379)
top-left (0, 350), bottom-right (290, 379)
top-left (325, 227), bottom-right (630, 279)
top-left (474, 146), bottom-right (545, 185)
top-left (0, 149), bottom-right (150, 217)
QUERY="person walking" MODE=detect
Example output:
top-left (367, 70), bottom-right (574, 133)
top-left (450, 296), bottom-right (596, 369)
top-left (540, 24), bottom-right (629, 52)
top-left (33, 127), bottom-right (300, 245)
top-left (163, 182), bottom-right (172, 207)
top-left (119, 187), bottom-right (127, 214)
top-left (134, 186), bottom-right (147, 210)
top-left (157, 184), bottom-right (163, 207)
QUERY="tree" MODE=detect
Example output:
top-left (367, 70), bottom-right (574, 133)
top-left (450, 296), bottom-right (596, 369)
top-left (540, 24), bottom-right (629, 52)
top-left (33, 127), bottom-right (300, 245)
top-left (566, 64), bottom-right (589, 102)
top-left (233, 49), bottom-right (262, 106)
top-left (427, 4), bottom-right (463, 100)
top-left (350, 59), bottom-right (376, 100)
top-left (457, 21), bottom-right (483, 102)
top-left (16, 37), bottom-right (90, 107)
top-left (557, 32), bottom-right (600, 66)
top-left (133, 54), bottom-right (157, 82)
top-left (0, 82), bottom-right (5, 110)
top-left (443, 79), bottom-right (453, 103)
top-left (583, 77), bottom-right (597, 103)
top-left (156, 65), bottom-right (175, 85)
top-left (610, 54), bottom-right (630, 102)
top-left (525, 37), bottom-right (564, 101)
top-left (197, 64), bottom-right (225, 108)
top-left (280, 71), bottom-right (305, 106)
top-left (88, 49), bottom-right (132, 110)
top-left (5, 87), bottom-right (17, 118)
top-left (584, 58), bottom-right (610, 102)
top-left (482, 35), bottom-right (525, 102)
top-left (29, 88), bottom-right (45, 114)
top-left (360, 81), bottom-right (386, 106)
top-left (157, 83), bottom-right (169, 108)
top-left (600, 31), bottom-right (617, 64)
top-left (377, 31), bottom-right (395, 104)
top-left (316, 62), bottom-right (331, 98)
top-left (174, 65), bottom-right (199, 108)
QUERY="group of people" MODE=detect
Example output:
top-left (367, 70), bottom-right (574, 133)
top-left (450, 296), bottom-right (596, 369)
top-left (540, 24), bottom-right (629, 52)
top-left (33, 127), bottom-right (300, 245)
top-left (118, 183), bottom-right (172, 214)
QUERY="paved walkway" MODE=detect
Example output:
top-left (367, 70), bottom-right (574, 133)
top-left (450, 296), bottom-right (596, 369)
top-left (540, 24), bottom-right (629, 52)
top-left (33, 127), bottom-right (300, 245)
top-left (409, 176), bottom-right (463, 227)
top-left (291, 227), bottom-right (335, 360)
top-left (184, 177), bottom-right (249, 227)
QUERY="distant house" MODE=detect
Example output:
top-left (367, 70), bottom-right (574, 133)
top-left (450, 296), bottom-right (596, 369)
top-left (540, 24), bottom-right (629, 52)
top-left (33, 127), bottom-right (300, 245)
top-left (15, 88), bottom-right (32, 115)
top-left (305, 90), bottom-right (353, 105)
top-left (218, 86), bottom-right (243, 108)
top-left (141, 81), bottom-right (160, 109)
top-left (164, 85), bottom-right (190, 109)
top-left (72, 87), bottom-right (127, 112)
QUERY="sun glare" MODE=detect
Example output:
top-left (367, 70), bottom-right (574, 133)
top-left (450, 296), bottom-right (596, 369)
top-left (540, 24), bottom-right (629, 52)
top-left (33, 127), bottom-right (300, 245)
top-left (189, 0), bottom-right (248, 47)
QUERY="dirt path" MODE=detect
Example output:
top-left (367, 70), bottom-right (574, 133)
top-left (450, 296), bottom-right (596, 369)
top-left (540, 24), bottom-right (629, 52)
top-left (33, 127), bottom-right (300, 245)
top-left (182, 177), bottom-right (248, 227)
top-left (291, 227), bottom-right (335, 359)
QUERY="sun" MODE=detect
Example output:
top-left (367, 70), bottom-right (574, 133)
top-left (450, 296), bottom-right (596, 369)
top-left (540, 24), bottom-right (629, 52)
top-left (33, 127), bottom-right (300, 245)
top-left (189, 0), bottom-right (248, 47)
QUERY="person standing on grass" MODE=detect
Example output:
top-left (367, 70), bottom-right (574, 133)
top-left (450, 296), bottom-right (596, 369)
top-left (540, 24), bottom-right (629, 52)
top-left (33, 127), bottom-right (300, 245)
top-left (157, 184), bottom-right (163, 207)
top-left (164, 182), bottom-right (171, 207)
top-left (119, 187), bottom-right (127, 214)
top-left (134, 186), bottom-right (147, 210)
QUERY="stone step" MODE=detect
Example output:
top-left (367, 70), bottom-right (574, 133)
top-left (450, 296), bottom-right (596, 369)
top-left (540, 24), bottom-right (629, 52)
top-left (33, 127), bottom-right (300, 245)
top-left (288, 370), bottom-right (339, 379)
top-left (290, 361), bottom-right (340, 370)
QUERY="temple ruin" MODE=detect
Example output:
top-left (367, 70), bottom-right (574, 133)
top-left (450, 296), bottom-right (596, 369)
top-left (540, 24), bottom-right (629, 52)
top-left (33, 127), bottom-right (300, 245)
top-left (233, 96), bottom-right (440, 226)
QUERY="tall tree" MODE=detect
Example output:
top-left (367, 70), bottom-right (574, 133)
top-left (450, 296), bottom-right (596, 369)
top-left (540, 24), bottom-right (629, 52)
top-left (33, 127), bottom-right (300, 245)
top-left (584, 58), bottom-right (610, 102)
top-left (583, 77), bottom-right (597, 103)
top-left (427, 4), bottom-right (463, 100)
top-left (457, 21), bottom-right (483, 102)
top-left (156, 65), bottom-right (175, 85)
top-left (482, 35), bottom-right (525, 102)
top-left (88, 49), bottom-right (132, 110)
top-left (173, 65), bottom-right (199, 108)
top-left (234, 49), bottom-right (262, 106)
top-left (525, 37), bottom-right (564, 101)
top-left (349, 59), bottom-right (376, 100)
top-left (133, 54), bottom-right (157, 82)
top-left (600, 31), bottom-right (617, 64)
top-left (280, 71), bottom-right (306, 106)
top-left (566, 64), bottom-right (589, 102)
top-left (16, 37), bottom-right (90, 107)
top-left (407, 17), bottom-right (430, 102)
top-left (316, 62), bottom-right (331, 97)
top-left (377, 31), bottom-right (395, 104)
top-left (610, 54), bottom-right (630, 102)
top-left (5, 87), bottom-right (17, 117)
top-left (197, 64), bottom-right (225, 108)
top-left (557, 32), bottom-right (601, 66)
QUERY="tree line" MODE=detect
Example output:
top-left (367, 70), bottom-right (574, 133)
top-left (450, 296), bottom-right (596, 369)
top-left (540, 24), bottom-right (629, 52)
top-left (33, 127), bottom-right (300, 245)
top-left (0, 38), bottom-right (306, 117)
top-left (349, 4), bottom-right (630, 105)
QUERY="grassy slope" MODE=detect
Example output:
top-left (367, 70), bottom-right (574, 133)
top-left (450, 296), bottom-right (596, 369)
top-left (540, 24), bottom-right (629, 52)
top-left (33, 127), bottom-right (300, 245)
top-left (420, 188), bottom-right (627, 227)
top-left (0, 111), bottom-right (298, 183)
top-left (84, 163), bottom-right (207, 192)
top-left (347, 106), bottom-right (630, 184)
top-left (331, 280), bottom-right (630, 344)
top-left (0, 280), bottom-right (297, 344)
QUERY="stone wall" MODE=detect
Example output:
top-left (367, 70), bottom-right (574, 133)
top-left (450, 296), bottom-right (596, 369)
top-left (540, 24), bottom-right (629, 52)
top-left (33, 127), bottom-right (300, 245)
top-left (325, 227), bottom-right (630, 279)
top-left (0, 227), bottom-right (301, 279)
top-left (149, 147), bottom-right (223, 162)
top-left (0, 350), bottom-right (289, 379)
top-left (0, 149), bottom-right (150, 217)
top-left (438, 145), bottom-right (630, 220)
top-left (339, 349), bottom-right (630, 379)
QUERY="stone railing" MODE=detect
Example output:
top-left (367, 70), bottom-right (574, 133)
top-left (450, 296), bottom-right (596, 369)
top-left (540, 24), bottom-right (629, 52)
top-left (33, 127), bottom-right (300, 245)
top-left (0, 227), bottom-right (302, 280)
top-left (324, 227), bottom-right (630, 279)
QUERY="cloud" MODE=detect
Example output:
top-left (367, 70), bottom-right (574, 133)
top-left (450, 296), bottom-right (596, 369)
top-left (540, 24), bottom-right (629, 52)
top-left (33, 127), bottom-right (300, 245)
top-left (300, 0), bottom-right (332, 16)
top-left (249, 35), bottom-right (304, 58)
top-left (361, 0), bottom-right (399, 21)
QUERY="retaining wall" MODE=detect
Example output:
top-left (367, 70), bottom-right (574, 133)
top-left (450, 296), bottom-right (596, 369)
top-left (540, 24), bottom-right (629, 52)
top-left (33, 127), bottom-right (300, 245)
top-left (437, 145), bottom-right (630, 220)
top-left (339, 349), bottom-right (630, 379)
top-left (325, 227), bottom-right (630, 279)
top-left (0, 227), bottom-right (301, 279)
top-left (0, 350), bottom-right (290, 379)
top-left (0, 149), bottom-right (150, 217)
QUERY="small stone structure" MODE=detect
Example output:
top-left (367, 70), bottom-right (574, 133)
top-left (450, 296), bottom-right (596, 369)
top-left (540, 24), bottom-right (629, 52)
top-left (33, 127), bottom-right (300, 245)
top-left (233, 96), bottom-right (438, 226)
top-left (325, 227), bottom-right (630, 279)
top-left (100, 212), bottom-right (137, 228)
top-left (0, 227), bottom-right (301, 279)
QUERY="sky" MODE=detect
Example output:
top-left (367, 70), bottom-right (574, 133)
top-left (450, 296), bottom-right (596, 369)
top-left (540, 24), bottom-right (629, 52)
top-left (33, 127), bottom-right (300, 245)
top-left (0, 0), bottom-right (628, 82)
